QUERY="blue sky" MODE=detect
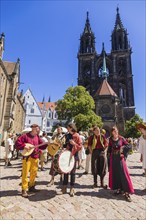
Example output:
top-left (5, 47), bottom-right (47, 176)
top-left (1, 0), bottom-right (146, 120)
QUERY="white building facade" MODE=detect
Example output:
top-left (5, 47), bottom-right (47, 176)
top-left (23, 88), bottom-right (65, 133)
top-left (23, 89), bottom-right (42, 128)
top-left (38, 102), bottom-right (62, 133)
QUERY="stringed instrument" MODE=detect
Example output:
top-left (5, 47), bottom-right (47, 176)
top-left (47, 142), bottom-right (60, 156)
top-left (20, 142), bottom-right (48, 157)
top-left (47, 134), bottom-right (66, 156)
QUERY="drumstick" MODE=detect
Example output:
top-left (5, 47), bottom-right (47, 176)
top-left (68, 153), bottom-right (73, 166)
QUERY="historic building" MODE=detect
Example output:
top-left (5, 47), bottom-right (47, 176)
top-left (77, 8), bottom-right (135, 134)
top-left (13, 91), bottom-right (25, 134)
top-left (0, 33), bottom-right (25, 144)
top-left (38, 101), bottom-right (60, 133)
top-left (23, 88), bottom-right (42, 128)
top-left (23, 88), bottom-right (62, 134)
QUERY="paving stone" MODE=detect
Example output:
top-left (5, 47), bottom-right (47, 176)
top-left (0, 148), bottom-right (146, 220)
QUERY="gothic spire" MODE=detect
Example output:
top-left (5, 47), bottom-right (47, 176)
top-left (114, 7), bottom-right (124, 31)
top-left (79, 12), bottom-right (96, 54)
top-left (48, 96), bottom-right (51, 102)
top-left (111, 7), bottom-right (129, 51)
top-left (83, 11), bottom-right (92, 34)
top-left (42, 96), bottom-right (45, 104)
top-left (101, 43), bottom-right (108, 79)
top-left (0, 33), bottom-right (5, 59)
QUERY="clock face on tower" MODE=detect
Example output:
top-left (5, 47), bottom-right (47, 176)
top-left (101, 104), bottom-right (111, 114)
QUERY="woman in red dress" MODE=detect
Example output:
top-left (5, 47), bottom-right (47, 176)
top-left (107, 127), bottom-right (134, 202)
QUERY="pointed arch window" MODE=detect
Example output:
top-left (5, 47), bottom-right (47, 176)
top-left (119, 82), bottom-right (126, 106)
top-left (118, 36), bottom-right (122, 49)
top-left (53, 111), bottom-right (58, 119)
top-left (48, 110), bottom-right (52, 119)
top-left (47, 120), bottom-right (50, 127)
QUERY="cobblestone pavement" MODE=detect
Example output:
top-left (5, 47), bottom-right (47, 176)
top-left (0, 146), bottom-right (146, 220)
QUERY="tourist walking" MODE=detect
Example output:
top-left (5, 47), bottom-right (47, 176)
top-left (4, 133), bottom-right (14, 167)
top-left (77, 131), bottom-right (86, 170)
top-left (136, 122), bottom-right (146, 178)
top-left (83, 128), bottom-right (93, 174)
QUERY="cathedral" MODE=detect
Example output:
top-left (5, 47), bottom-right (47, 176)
top-left (77, 7), bottom-right (135, 135)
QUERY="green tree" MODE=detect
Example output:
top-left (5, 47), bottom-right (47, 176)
top-left (56, 86), bottom-right (103, 130)
top-left (125, 114), bottom-right (143, 138)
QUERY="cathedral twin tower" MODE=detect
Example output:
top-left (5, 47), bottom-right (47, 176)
top-left (77, 7), bottom-right (135, 134)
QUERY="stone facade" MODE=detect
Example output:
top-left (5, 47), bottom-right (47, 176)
top-left (0, 33), bottom-right (25, 144)
top-left (13, 92), bottom-right (26, 134)
top-left (77, 8), bottom-right (135, 134)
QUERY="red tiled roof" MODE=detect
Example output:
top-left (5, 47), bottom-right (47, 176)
top-left (38, 102), bottom-right (56, 111)
top-left (95, 79), bottom-right (117, 97)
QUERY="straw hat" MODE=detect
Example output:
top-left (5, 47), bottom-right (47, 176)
top-left (136, 122), bottom-right (146, 130)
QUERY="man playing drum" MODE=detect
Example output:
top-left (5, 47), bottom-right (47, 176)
top-left (58, 123), bottom-right (82, 197)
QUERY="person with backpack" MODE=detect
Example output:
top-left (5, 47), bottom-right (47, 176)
top-left (88, 126), bottom-right (108, 188)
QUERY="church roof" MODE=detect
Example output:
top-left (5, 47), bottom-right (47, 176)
top-left (38, 102), bottom-right (56, 111)
top-left (95, 79), bottom-right (117, 97)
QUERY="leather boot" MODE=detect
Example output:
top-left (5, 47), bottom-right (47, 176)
top-left (22, 190), bottom-right (28, 198)
top-left (29, 186), bottom-right (40, 192)
top-left (70, 187), bottom-right (75, 197)
top-left (62, 185), bottom-right (67, 194)
top-left (93, 175), bottom-right (98, 188)
top-left (100, 177), bottom-right (107, 189)
top-left (57, 185), bottom-right (67, 195)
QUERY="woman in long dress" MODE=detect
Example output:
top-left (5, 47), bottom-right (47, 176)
top-left (107, 127), bottom-right (134, 202)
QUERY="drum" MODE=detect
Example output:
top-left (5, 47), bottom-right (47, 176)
top-left (53, 150), bottom-right (75, 174)
top-left (48, 142), bottom-right (60, 156)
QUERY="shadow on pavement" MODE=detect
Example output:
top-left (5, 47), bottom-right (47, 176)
top-left (134, 188), bottom-right (146, 196)
top-left (130, 173), bottom-right (143, 176)
top-left (75, 189), bottom-right (129, 201)
top-left (75, 183), bottom-right (93, 189)
top-left (28, 189), bottom-right (56, 201)
top-left (0, 190), bottom-right (20, 197)
top-left (1, 175), bottom-right (20, 180)
top-left (3, 165), bottom-right (22, 169)
top-left (35, 180), bottom-right (49, 185)
top-left (129, 165), bottom-right (142, 169)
